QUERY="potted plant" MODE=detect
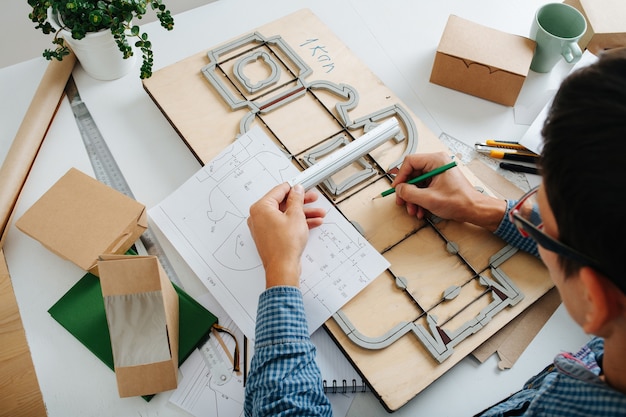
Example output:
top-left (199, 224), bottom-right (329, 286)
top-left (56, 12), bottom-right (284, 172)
top-left (28, 0), bottom-right (175, 80)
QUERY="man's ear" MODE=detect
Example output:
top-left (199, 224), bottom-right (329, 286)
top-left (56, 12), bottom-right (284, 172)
top-left (579, 266), bottom-right (622, 334)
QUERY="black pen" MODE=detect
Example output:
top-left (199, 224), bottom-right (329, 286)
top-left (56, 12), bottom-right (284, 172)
top-left (499, 162), bottom-right (540, 175)
top-left (500, 153), bottom-right (538, 163)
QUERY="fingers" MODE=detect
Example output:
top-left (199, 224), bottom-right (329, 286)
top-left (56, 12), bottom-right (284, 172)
top-left (286, 186), bottom-right (325, 228)
top-left (391, 152), bottom-right (451, 187)
top-left (265, 182), bottom-right (292, 206)
top-left (250, 183), bottom-right (325, 235)
top-left (396, 182), bottom-right (428, 203)
top-left (303, 206), bottom-right (327, 229)
top-left (306, 217), bottom-right (325, 229)
top-left (248, 183), bottom-right (291, 236)
top-left (303, 189), bottom-right (319, 205)
top-left (284, 184), bottom-right (305, 215)
top-left (396, 183), bottom-right (429, 218)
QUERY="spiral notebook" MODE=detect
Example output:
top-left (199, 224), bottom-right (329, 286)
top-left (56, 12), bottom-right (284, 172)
top-left (311, 328), bottom-right (368, 394)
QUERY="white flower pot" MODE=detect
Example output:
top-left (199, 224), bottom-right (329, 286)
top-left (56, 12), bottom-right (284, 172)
top-left (47, 9), bottom-right (136, 80)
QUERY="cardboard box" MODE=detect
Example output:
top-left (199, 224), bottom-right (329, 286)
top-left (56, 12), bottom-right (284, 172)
top-left (564, 0), bottom-right (626, 54)
top-left (16, 168), bottom-right (147, 275)
top-left (98, 255), bottom-right (179, 397)
top-left (430, 15), bottom-right (536, 106)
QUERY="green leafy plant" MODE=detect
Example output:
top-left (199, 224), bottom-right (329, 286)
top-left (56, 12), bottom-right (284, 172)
top-left (28, 0), bottom-right (174, 79)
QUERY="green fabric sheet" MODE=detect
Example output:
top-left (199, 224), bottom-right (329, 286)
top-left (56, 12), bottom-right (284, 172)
top-left (48, 272), bottom-right (218, 399)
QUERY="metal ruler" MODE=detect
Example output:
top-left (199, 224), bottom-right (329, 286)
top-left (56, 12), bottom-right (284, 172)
top-left (64, 77), bottom-right (236, 380)
top-left (64, 76), bottom-right (183, 289)
top-left (288, 117), bottom-right (400, 190)
top-left (198, 335), bottom-right (233, 385)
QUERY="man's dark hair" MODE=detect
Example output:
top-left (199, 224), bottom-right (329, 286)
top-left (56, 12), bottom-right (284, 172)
top-left (540, 47), bottom-right (626, 292)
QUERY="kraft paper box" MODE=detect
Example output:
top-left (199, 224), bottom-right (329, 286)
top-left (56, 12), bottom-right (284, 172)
top-left (98, 255), bottom-right (179, 397)
top-left (16, 168), bottom-right (147, 275)
top-left (430, 15), bottom-right (536, 106)
top-left (564, 0), bottom-right (626, 54)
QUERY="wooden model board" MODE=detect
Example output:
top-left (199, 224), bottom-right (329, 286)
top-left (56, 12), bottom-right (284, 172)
top-left (143, 9), bottom-right (553, 412)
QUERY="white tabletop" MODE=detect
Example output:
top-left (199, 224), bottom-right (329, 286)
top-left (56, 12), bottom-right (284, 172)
top-left (0, 0), bottom-right (591, 416)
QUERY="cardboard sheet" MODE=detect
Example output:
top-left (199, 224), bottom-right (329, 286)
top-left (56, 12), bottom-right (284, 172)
top-left (142, 9), bottom-right (554, 411)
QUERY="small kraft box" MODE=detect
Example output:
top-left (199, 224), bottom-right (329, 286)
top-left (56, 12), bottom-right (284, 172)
top-left (430, 15), bottom-right (536, 106)
top-left (98, 254), bottom-right (179, 397)
top-left (15, 167), bottom-right (147, 275)
top-left (564, 0), bottom-right (626, 54)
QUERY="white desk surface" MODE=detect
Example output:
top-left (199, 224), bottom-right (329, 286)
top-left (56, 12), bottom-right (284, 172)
top-left (0, 0), bottom-right (591, 415)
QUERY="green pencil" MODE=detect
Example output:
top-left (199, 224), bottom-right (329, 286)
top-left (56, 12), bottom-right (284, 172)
top-left (372, 161), bottom-right (457, 200)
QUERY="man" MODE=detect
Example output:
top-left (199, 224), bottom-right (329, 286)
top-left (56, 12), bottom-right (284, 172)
top-left (244, 182), bottom-right (331, 417)
top-left (243, 48), bottom-right (626, 416)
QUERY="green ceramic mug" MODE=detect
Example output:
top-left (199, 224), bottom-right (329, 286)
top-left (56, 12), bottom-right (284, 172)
top-left (529, 3), bottom-right (587, 73)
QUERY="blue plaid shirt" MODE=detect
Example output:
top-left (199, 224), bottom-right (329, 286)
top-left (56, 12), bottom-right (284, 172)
top-left (494, 199), bottom-right (539, 258)
top-left (244, 286), bottom-right (333, 417)
top-left (475, 337), bottom-right (626, 416)
top-left (244, 201), bottom-right (626, 416)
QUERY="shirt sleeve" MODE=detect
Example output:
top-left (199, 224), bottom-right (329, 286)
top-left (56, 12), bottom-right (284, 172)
top-left (244, 286), bottom-right (333, 417)
top-left (493, 199), bottom-right (540, 258)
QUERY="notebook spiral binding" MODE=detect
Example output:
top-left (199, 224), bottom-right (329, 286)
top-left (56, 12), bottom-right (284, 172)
top-left (323, 378), bottom-right (368, 394)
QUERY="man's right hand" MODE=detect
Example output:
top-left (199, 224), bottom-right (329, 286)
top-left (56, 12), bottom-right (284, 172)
top-left (391, 152), bottom-right (507, 232)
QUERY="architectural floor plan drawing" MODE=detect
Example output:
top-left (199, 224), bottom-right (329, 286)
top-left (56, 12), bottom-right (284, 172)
top-left (149, 127), bottom-right (389, 339)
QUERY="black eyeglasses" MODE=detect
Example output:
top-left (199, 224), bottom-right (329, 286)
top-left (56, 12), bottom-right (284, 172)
top-left (509, 186), bottom-right (616, 286)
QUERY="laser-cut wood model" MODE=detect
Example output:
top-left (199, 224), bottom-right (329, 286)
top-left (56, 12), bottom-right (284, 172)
top-left (143, 8), bottom-right (553, 412)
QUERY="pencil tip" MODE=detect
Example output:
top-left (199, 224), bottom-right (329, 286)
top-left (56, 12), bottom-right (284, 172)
top-left (372, 195), bottom-right (382, 200)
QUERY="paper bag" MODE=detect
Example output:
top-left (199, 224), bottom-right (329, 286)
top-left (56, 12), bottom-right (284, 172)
top-left (16, 168), bottom-right (147, 275)
top-left (98, 255), bottom-right (179, 397)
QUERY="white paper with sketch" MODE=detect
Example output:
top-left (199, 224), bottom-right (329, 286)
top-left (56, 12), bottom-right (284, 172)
top-left (169, 292), bottom-right (355, 417)
top-left (149, 126), bottom-right (389, 338)
top-left (169, 292), bottom-right (245, 417)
